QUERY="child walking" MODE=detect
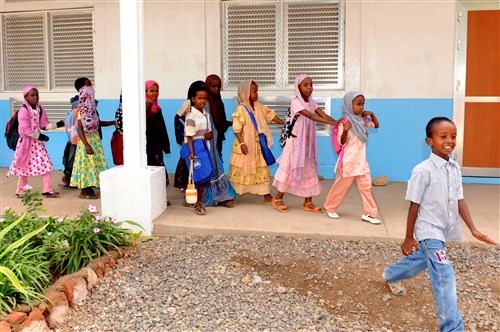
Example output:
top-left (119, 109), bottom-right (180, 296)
top-left (228, 80), bottom-right (284, 204)
top-left (70, 86), bottom-right (108, 199)
top-left (383, 117), bottom-right (497, 332)
top-left (174, 80), bottom-right (205, 193)
top-left (9, 86), bottom-right (64, 197)
top-left (63, 77), bottom-right (115, 184)
top-left (184, 84), bottom-right (213, 215)
top-left (272, 74), bottom-right (337, 213)
top-left (323, 91), bottom-right (381, 224)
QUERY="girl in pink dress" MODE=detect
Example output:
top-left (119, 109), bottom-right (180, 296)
top-left (9, 86), bottom-right (64, 197)
top-left (272, 75), bottom-right (338, 213)
top-left (323, 91), bottom-right (381, 224)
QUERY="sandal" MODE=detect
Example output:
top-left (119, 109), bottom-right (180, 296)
top-left (303, 202), bottom-right (323, 214)
top-left (194, 202), bottom-right (206, 215)
top-left (221, 200), bottom-right (236, 208)
top-left (387, 281), bottom-right (406, 296)
top-left (271, 198), bottom-right (288, 213)
top-left (384, 272), bottom-right (406, 295)
top-left (42, 191), bottom-right (60, 198)
top-left (263, 195), bottom-right (273, 205)
top-left (79, 194), bottom-right (98, 199)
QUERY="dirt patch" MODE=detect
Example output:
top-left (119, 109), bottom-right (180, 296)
top-left (232, 247), bottom-right (497, 331)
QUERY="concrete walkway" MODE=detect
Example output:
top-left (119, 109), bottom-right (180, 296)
top-left (1, 168), bottom-right (498, 244)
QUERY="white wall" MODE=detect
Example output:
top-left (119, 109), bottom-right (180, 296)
top-left (358, 0), bottom-right (456, 98)
top-left (1, 0), bottom-right (457, 101)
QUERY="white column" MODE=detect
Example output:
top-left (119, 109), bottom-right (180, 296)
top-left (99, 0), bottom-right (167, 236)
top-left (120, 0), bottom-right (146, 168)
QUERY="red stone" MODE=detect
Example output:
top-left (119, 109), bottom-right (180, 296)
top-left (6, 311), bottom-right (27, 325)
top-left (0, 321), bottom-right (12, 332)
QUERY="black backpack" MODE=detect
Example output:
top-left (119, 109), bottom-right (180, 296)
top-left (4, 105), bottom-right (41, 151)
top-left (279, 107), bottom-right (300, 148)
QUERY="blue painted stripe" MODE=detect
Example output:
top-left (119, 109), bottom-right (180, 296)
top-left (1, 98), bottom-right (498, 184)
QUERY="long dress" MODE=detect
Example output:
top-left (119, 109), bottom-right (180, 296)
top-left (202, 101), bottom-right (236, 206)
top-left (70, 86), bottom-right (108, 189)
top-left (9, 104), bottom-right (53, 177)
top-left (146, 106), bottom-right (171, 185)
top-left (272, 98), bottom-right (322, 197)
top-left (228, 103), bottom-right (275, 195)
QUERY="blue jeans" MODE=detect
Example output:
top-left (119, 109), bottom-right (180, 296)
top-left (384, 239), bottom-right (464, 332)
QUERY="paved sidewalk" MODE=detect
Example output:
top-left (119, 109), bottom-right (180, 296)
top-left (1, 168), bottom-right (498, 244)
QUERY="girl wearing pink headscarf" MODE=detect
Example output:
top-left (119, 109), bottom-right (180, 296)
top-left (9, 86), bottom-right (64, 197)
top-left (145, 80), bottom-right (171, 186)
top-left (70, 86), bottom-right (108, 199)
top-left (272, 75), bottom-right (338, 213)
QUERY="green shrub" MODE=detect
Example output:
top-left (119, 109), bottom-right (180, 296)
top-left (0, 187), bottom-right (142, 314)
top-left (0, 214), bottom-right (50, 315)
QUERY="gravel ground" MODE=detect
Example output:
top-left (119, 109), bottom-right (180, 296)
top-left (56, 235), bottom-right (499, 332)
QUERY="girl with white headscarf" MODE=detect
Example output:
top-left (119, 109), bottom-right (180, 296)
top-left (272, 75), bottom-right (338, 213)
top-left (324, 91), bottom-right (382, 225)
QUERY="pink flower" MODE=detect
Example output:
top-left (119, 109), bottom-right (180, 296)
top-left (22, 184), bottom-right (32, 190)
top-left (62, 240), bottom-right (69, 247)
top-left (93, 228), bottom-right (100, 234)
top-left (111, 217), bottom-right (119, 224)
top-left (57, 217), bottom-right (64, 223)
top-left (94, 215), bottom-right (102, 223)
top-left (88, 205), bottom-right (97, 213)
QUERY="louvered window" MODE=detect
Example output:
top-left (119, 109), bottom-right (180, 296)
top-left (2, 9), bottom-right (94, 92)
top-left (223, 0), bottom-right (343, 89)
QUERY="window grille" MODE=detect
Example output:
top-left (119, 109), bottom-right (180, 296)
top-left (11, 98), bottom-right (71, 124)
top-left (236, 96), bottom-right (331, 135)
top-left (2, 9), bottom-right (94, 91)
top-left (223, 0), bottom-right (343, 90)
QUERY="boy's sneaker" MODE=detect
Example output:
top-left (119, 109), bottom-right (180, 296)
top-left (327, 211), bottom-right (340, 219)
top-left (383, 272), bottom-right (406, 296)
top-left (362, 214), bottom-right (381, 224)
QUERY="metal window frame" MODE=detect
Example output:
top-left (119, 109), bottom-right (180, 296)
top-left (233, 95), bottom-right (332, 135)
top-left (222, 0), bottom-right (344, 90)
top-left (1, 8), bottom-right (95, 93)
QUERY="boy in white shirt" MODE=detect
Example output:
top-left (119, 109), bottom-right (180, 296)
top-left (383, 117), bottom-right (497, 332)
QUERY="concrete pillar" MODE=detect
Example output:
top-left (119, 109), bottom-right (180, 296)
top-left (100, 0), bottom-right (167, 236)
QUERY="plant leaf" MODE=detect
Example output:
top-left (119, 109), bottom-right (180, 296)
top-left (0, 267), bottom-right (27, 293)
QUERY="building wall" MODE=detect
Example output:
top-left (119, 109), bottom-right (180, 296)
top-left (1, 0), bottom-right (496, 183)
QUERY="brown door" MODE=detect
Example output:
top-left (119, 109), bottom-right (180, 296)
top-left (462, 10), bottom-right (500, 171)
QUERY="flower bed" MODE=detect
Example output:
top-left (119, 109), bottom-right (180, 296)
top-left (0, 187), bottom-right (141, 331)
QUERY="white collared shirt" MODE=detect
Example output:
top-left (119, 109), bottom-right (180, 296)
top-left (406, 153), bottom-right (464, 242)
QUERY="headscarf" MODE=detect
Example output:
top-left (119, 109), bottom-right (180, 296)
top-left (78, 86), bottom-right (99, 133)
top-left (290, 75), bottom-right (318, 177)
top-left (294, 74), bottom-right (318, 112)
top-left (145, 80), bottom-right (160, 114)
top-left (237, 80), bottom-right (274, 149)
top-left (21, 86), bottom-right (49, 131)
top-left (342, 91), bottom-right (369, 143)
top-left (205, 74), bottom-right (227, 134)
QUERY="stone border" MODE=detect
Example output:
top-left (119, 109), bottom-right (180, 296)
top-left (0, 247), bottom-right (135, 332)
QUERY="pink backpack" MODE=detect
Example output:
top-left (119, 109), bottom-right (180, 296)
top-left (331, 117), bottom-right (368, 155)
top-left (331, 117), bottom-right (348, 155)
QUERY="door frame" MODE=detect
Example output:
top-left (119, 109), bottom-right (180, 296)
top-left (453, 0), bottom-right (500, 177)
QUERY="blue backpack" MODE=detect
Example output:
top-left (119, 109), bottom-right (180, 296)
top-left (65, 108), bottom-right (80, 144)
